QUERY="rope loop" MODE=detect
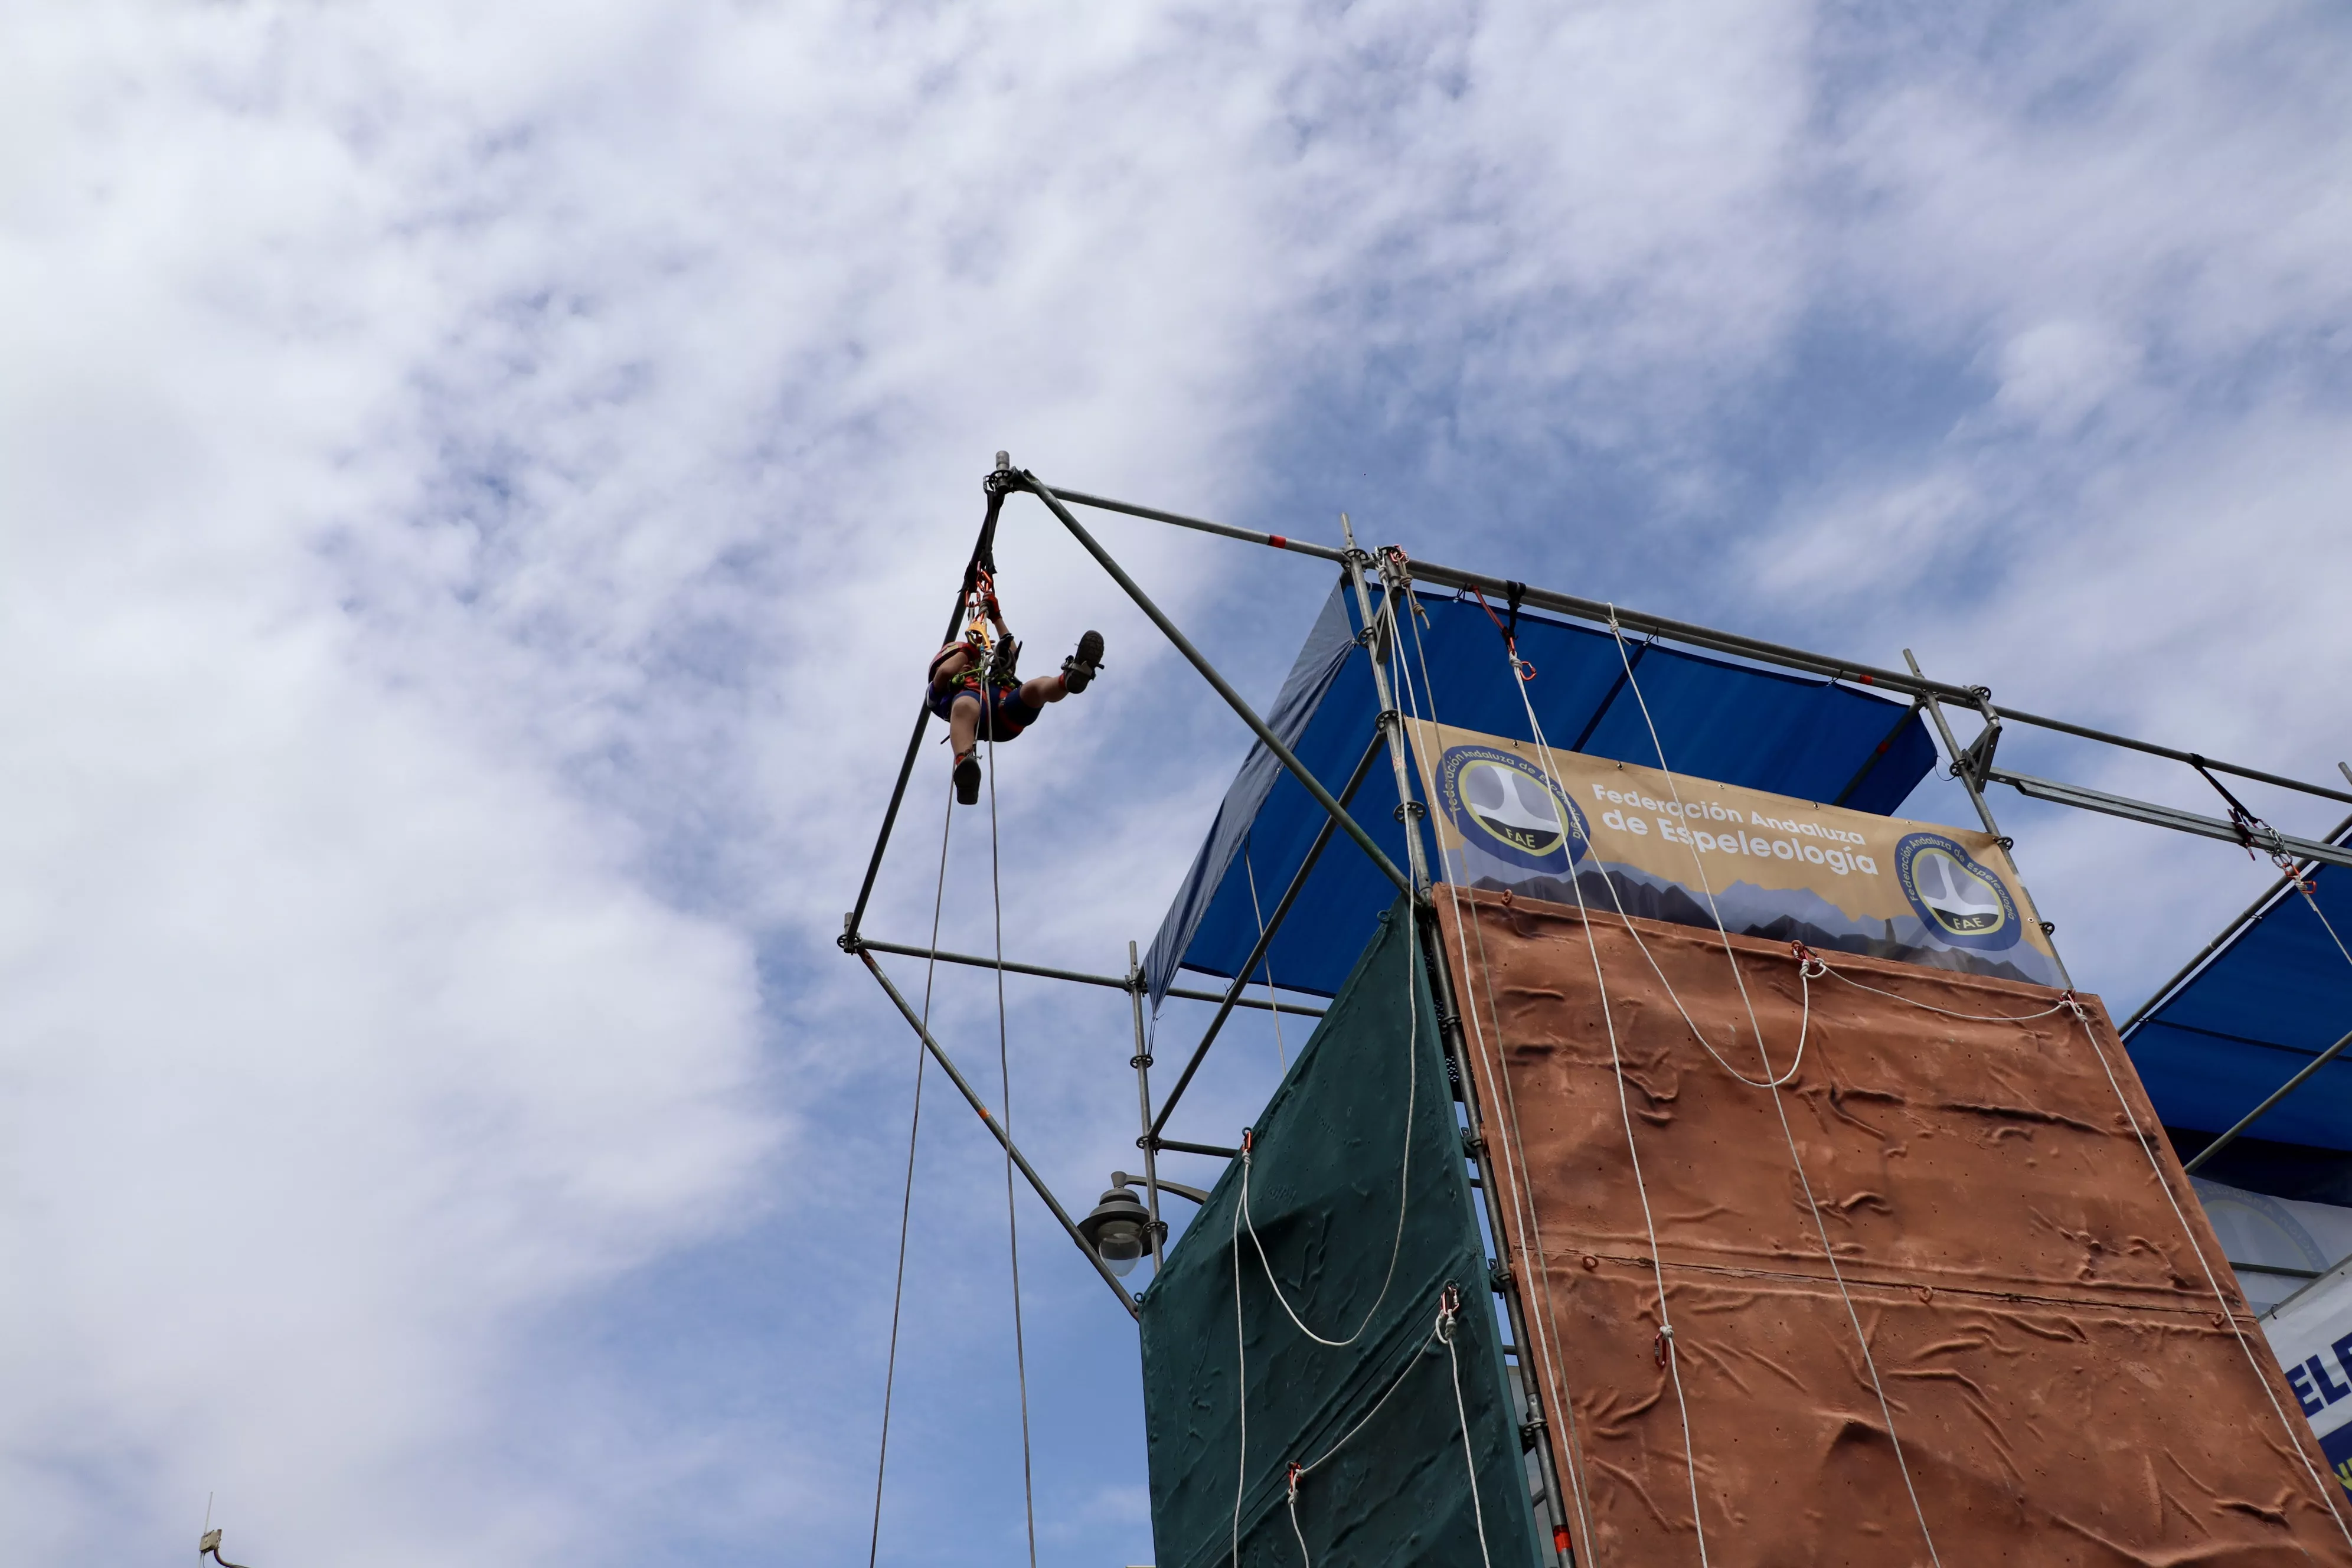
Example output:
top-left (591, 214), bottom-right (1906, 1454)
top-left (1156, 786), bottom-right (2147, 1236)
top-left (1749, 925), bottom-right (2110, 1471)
top-left (1790, 940), bottom-right (1828, 980)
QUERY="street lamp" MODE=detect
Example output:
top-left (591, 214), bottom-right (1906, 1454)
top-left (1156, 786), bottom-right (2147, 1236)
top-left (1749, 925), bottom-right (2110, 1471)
top-left (1080, 1172), bottom-right (1213, 1276)
top-left (1078, 1184), bottom-right (1152, 1276)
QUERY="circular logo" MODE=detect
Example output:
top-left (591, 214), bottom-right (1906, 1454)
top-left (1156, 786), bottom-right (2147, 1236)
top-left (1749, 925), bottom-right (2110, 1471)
top-left (1894, 833), bottom-right (2020, 950)
top-left (1435, 746), bottom-right (1591, 873)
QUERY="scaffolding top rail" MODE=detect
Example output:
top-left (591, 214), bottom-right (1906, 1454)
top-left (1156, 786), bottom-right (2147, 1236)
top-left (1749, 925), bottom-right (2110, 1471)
top-left (1052, 485), bottom-right (2352, 811)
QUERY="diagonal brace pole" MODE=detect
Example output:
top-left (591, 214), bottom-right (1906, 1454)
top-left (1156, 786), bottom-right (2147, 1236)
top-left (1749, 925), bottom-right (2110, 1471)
top-left (860, 950), bottom-right (1139, 1318)
top-left (1147, 729), bottom-right (1387, 1140)
top-left (1024, 475), bottom-right (1410, 897)
top-left (2183, 1024), bottom-right (2352, 1177)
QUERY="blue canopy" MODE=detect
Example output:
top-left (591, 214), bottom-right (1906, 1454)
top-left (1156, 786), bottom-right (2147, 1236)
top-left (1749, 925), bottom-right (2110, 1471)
top-left (2125, 839), bottom-right (2352, 1155)
top-left (1145, 581), bottom-right (1939, 1005)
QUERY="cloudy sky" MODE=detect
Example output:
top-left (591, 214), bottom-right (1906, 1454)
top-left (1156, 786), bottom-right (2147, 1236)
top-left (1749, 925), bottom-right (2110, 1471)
top-left (6, 2), bottom-right (2351, 1564)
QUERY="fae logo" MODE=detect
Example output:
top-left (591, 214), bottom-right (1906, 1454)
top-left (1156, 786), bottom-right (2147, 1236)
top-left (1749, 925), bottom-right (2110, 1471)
top-left (1894, 833), bottom-right (2020, 950)
top-left (1435, 746), bottom-right (1591, 873)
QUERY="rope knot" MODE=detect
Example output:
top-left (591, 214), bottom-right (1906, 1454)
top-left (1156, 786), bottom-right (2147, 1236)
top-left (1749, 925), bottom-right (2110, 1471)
top-left (1790, 940), bottom-right (1828, 979)
top-left (1239, 1127), bottom-right (1255, 1162)
top-left (2060, 991), bottom-right (2089, 1023)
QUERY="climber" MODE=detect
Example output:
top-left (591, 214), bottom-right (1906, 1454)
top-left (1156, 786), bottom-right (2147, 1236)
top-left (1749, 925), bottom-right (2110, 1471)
top-left (927, 587), bottom-right (1103, 805)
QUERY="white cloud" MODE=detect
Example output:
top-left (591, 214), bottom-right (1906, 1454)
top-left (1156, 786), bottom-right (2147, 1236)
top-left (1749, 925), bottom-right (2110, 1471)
top-left (5, 1), bottom-right (2351, 1563)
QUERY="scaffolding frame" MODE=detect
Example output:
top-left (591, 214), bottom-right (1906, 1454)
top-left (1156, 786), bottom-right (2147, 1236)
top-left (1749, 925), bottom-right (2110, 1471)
top-left (841, 462), bottom-right (2352, 1551)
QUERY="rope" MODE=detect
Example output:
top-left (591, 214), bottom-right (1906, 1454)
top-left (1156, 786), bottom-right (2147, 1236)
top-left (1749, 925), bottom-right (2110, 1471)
top-left (1520, 691), bottom-right (1714, 1566)
top-left (1848, 974), bottom-right (2352, 1552)
top-left (1440, 1285), bottom-right (1498, 1568)
top-left (1412, 564), bottom-right (1713, 1557)
top-left (1243, 842), bottom-right (1291, 1070)
top-left (1275, 1288), bottom-right (1497, 1568)
top-left (2293, 878), bottom-right (2352, 978)
top-left (1233, 1190), bottom-right (1248, 1568)
top-left (866, 782), bottom-right (956, 1567)
top-left (2060, 989), bottom-right (2352, 1547)
top-left (1234, 833), bottom-right (1421, 1347)
top-left (1397, 574), bottom-right (1596, 1557)
top-left (982, 703), bottom-right (1039, 1568)
top-left (1589, 609), bottom-right (1943, 1568)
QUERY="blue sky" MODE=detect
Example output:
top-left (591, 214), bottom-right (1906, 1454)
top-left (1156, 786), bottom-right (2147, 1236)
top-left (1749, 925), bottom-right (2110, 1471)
top-left (6, 2), bottom-right (2352, 1564)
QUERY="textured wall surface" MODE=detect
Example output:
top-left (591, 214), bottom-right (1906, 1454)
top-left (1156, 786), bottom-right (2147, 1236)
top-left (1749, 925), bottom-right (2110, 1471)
top-left (1437, 884), bottom-right (2352, 1566)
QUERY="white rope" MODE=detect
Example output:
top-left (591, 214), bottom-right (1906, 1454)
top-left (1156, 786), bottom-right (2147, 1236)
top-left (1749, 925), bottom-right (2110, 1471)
top-left (1232, 1190), bottom-right (1249, 1568)
top-left (1821, 966), bottom-right (2076, 1023)
top-left (1244, 841), bottom-right (1291, 1070)
top-left (1582, 612), bottom-right (1943, 1568)
top-left (1398, 581), bottom-right (1596, 1557)
top-left (2295, 880), bottom-right (2352, 978)
top-left (1278, 1290), bottom-right (1497, 1568)
top-left (1517, 685), bottom-right (1714, 1567)
top-left (1235, 769), bottom-right (1421, 1347)
top-left (2064, 994), bottom-right (2352, 1549)
top-left (1601, 613), bottom-right (1782, 1069)
top-left (981, 709), bottom-right (1039, 1568)
top-left (1440, 1289), bottom-right (1499, 1568)
top-left (866, 782), bottom-right (956, 1568)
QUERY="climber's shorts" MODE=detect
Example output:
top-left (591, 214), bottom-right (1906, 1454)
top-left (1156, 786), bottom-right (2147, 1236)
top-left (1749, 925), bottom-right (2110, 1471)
top-left (927, 679), bottom-right (1041, 740)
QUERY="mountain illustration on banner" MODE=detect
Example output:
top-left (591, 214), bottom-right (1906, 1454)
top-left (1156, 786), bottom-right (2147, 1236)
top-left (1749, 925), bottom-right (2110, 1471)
top-left (1406, 718), bottom-right (2064, 986)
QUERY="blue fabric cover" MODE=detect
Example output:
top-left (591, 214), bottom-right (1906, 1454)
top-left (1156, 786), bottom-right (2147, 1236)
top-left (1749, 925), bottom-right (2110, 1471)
top-left (1145, 581), bottom-right (1939, 1004)
top-left (2126, 843), bottom-right (2352, 1154)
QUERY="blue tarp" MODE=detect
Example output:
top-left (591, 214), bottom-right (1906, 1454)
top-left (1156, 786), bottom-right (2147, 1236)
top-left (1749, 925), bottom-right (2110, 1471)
top-left (2126, 839), bottom-right (2352, 1156)
top-left (1145, 581), bottom-right (1940, 1005)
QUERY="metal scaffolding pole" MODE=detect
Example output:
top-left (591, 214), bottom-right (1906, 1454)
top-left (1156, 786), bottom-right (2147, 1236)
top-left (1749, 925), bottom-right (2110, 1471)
top-left (1905, 649), bottom-right (2075, 991)
top-left (1046, 483), bottom-right (2352, 812)
top-left (1346, 522), bottom-right (1573, 1563)
top-left (1127, 940), bottom-right (1163, 1272)
top-left (860, 950), bottom-right (1139, 1318)
top-left (2118, 809), bottom-right (2352, 1035)
top-left (1146, 730), bottom-right (1384, 1140)
top-left (853, 937), bottom-right (1324, 1017)
top-left (2183, 1025), bottom-right (2352, 1176)
top-left (1024, 475), bottom-right (1412, 896)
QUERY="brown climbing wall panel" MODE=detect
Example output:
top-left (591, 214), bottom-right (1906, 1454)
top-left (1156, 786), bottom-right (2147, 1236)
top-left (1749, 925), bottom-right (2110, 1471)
top-left (1435, 885), bottom-right (2352, 1567)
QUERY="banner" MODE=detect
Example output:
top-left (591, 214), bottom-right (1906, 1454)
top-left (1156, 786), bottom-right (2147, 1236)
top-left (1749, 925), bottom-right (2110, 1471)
top-left (1405, 718), bottom-right (2064, 986)
top-left (2264, 1263), bottom-right (2352, 1496)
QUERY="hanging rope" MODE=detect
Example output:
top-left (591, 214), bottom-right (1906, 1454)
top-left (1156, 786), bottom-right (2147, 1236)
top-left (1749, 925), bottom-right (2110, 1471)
top-left (1243, 842), bottom-right (1290, 1070)
top-left (1224, 568), bottom-right (1432, 1566)
top-left (1396, 567), bottom-right (1596, 1559)
top-left (1273, 1285), bottom-right (1497, 1568)
top-left (1439, 1283), bottom-right (1499, 1568)
top-left (1833, 966), bottom-right (2352, 1551)
top-left (1237, 920), bottom-right (1418, 1347)
top-left (982, 695), bottom-right (1040, 1568)
top-left (865, 783), bottom-right (958, 1568)
top-left (1513, 685), bottom-right (1716, 1567)
top-left (1585, 607), bottom-right (1943, 1567)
